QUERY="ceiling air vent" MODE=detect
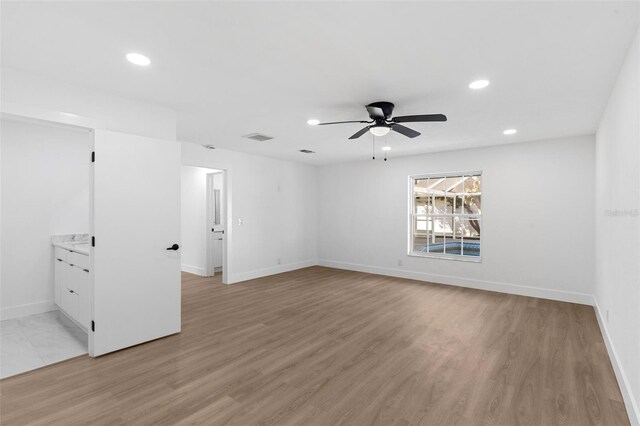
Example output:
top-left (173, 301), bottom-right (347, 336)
top-left (299, 149), bottom-right (315, 154)
top-left (243, 133), bottom-right (274, 142)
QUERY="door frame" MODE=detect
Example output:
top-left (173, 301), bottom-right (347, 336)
top-left (1, 103), bottom-right (100, 355)
top-left (205, 171), bottom-right (224, 277)
top-left (183, 160), bottom-right (232, 285)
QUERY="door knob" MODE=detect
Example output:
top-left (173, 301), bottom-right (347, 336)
top-left (166, 244), bottom-right (180, 251)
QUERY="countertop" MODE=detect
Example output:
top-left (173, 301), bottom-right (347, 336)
top-left (52, 234), bottom-right (90, 256)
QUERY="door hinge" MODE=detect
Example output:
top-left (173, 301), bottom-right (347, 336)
top-left (91, 236), bottom-right (95, 247)
top-left (91, 151), bottom-right (95, 163)
top-left (91, 321), bottom-right (95, 332)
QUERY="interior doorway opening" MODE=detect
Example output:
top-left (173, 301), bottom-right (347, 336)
top-left (206, 172), bottom-right (225, 276)
top-left (0, 115), bottom-right (92, 377)
top-left (180, 165), bottom-right (226, 280)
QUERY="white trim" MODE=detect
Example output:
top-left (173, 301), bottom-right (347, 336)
top-left (408, 251), bottom-right (482, 263)
top-left (593, 298), bottom-right (640, 426)
top-left (228, 259), bottom-right (317, 284)
top-left (181, 264), bottom-right (207, 276)
top-left (412, 170), bottom-right (483, 180)
top-left (1, 301), bottom-right (58, 321)
top-left (317, 259), bottom-right (594, 305)
top-left (1, 101), bottom-right (105, 130)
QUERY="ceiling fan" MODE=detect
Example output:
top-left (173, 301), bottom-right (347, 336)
top-left (314, 101), bottom-right (447, 139)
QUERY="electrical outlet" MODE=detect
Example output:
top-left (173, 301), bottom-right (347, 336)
top-left (397, 259), bottom-right (403, 267)
top-left (237, 218), bottom-right (244, 226)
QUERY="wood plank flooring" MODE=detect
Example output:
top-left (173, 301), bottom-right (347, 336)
top-left (0, 266), bottom-right (629, 425)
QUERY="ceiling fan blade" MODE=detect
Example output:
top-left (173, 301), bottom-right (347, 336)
top-left (366, 105), bottom-right (386, 120)
top-left (318, 120), bottom-right (370, 126)
top-left (349, 126), bottom-right (371, 140)
top-left (392, 114), bottom-right (447, 123)
top-left (391, 123), bottom-right (421, 138)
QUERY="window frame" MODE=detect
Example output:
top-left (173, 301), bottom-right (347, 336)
top-left (407, 171), bottom-right (483, 263)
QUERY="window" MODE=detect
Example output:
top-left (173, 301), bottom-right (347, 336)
top-left (409, 172), bottom-right (482, 260)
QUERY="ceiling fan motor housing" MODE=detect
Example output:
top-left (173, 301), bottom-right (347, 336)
top-left (367, 101), bottom-right (395, 121)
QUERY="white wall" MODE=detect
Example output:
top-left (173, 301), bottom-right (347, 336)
top-left (181, 142), bottom-right (318, 283)
top-left (1, 67), bottom-right (177, 140)
top-left (1, 118), bottom-right (91, 319)
top-left (318, 135), bottom-right (595, 304)
top-left (595, 29), bottom-right (640, 425)
top-left (180, 165), bottom-right (220, 275)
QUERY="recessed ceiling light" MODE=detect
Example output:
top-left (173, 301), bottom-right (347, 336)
top-left (307, 119), bottom-right (320, 126)
top-left (503, 128), bottom-right (517, 135)
top-left (126, 52), bottom-right (151, 66)
top-left (382, 146), bottom-right (391, 151)
top-left (469, 79), bottom-right (490, 89)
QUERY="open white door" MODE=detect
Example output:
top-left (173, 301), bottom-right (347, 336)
top-left (91, 130), bottom-right (181, 356)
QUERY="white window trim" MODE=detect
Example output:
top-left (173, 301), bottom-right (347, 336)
top-left (407, 171), bottom-right (483, 263)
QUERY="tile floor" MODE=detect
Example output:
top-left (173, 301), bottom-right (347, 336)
top-left (1, 310), bottom-right (87, 379)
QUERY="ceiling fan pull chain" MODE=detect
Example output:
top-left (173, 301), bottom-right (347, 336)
top-left (384, 134), bottom-right (388, 162)
top-left (372, 134), bottom-right (375, 160)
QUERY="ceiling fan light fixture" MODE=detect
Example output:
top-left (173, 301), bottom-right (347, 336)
top-left (370, 125), bottom-right (390, 137)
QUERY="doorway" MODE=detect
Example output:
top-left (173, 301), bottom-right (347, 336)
top-left (206, 172), bottom-right (225, 276)
top-left (180, 165), bottom-right (227, 280)
top-left (0, 116), bottom-right (91, 377)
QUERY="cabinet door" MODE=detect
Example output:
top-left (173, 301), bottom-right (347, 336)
top-left (213, 238), bottom-right (223, 268)
top-left (61, 288), bottom-right (79, 322)
top-left (54, 258), bottom-right (66, 306)
top-left (78, 268), bottom-right (91, 329)
top-left (66, 263), bottom-right (81, 294)
top-left (66, 266), bottom-right (88, 325)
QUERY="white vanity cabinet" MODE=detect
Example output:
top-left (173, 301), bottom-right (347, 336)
top-left (54, 245), bottom-right (90, 330)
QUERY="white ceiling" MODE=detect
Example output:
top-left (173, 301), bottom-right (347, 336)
top-left (2, 1), bottom-right (638, 165)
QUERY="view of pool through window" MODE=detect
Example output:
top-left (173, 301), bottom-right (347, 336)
top-left (410, 173), bottom-right (482, 259)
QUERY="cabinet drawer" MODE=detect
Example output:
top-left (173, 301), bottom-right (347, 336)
top-left (54, 247), bottom-right (68, 262)
top-left (67, 264), bottom-right (89, 295)
top-left (68, 250), bottom-right (90, 270)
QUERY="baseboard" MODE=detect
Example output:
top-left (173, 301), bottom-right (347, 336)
top-left (317, 259), bottom-right (594, 305)
top-left (1, 300), bottom-right (58, 321)
top-left (181, 264), bottom-right (206, 276)
top-left (593, 298), bottom-right (640, 426)
top-left (228, 259), bottom-right (317, 284)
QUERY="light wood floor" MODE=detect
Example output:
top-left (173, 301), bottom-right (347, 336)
top-left (0, 267), bottom-right (628, 425)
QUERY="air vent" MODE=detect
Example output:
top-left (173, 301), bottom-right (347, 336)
top-left (299, 149), bottom-right (315, 154)
top-left (243, 133), bottom-right (274, 142)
